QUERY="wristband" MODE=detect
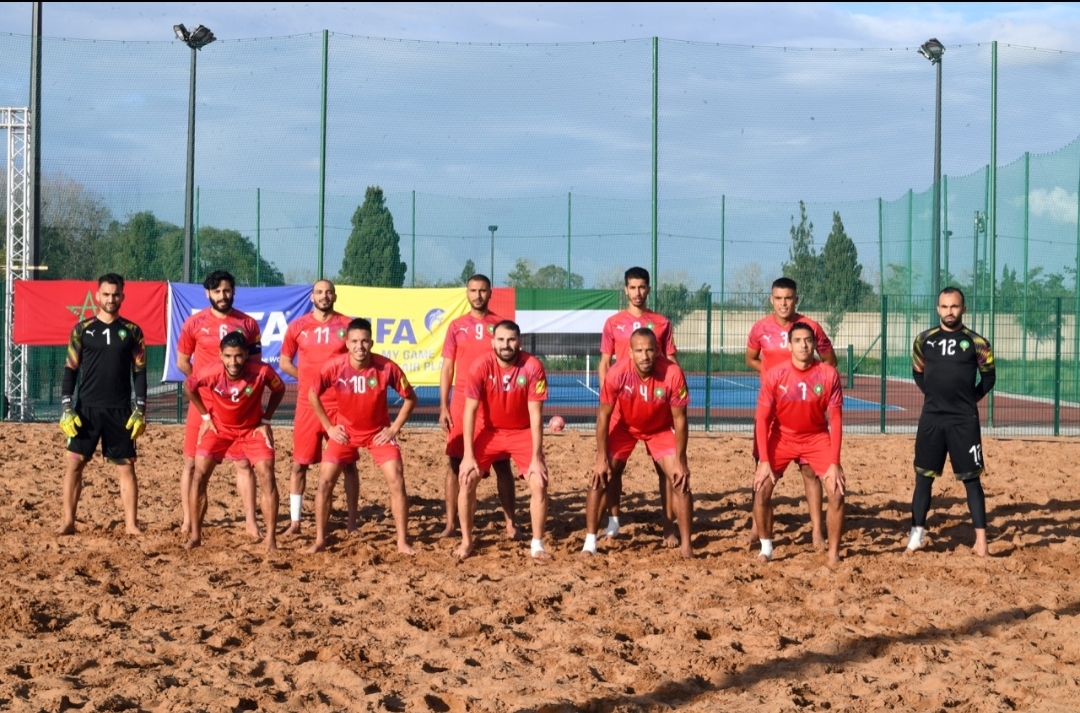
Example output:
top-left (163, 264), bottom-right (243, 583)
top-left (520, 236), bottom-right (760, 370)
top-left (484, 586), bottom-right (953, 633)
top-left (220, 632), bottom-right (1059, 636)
top-left (201, 413), bottom-right (211, 421)
top-left (261, 419), bottom-right (272, 426)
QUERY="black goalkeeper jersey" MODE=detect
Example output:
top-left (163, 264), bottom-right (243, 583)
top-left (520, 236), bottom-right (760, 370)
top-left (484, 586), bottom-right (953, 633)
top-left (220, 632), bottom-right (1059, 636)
top-left (912, 325), bottom-right (995, 420)
top-left (62, 317), bottom-right (148, 409)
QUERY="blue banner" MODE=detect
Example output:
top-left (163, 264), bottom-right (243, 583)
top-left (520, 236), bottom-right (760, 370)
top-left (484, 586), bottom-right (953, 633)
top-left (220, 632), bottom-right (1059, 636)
top-left (163, 283), bottom-right (313, 382)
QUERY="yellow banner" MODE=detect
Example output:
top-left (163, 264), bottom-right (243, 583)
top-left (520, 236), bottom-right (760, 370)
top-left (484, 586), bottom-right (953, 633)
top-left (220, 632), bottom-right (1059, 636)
top-left (335, 286), bottom-right (469, 386)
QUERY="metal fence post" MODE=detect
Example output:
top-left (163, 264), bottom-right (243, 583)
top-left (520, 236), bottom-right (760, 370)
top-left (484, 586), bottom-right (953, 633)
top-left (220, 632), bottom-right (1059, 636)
top-left (1054, 297), bottom-right (1062, 436)
top-left (704, 292), bottom-right (712, 432)
top-left (880, 294), bottom-right (888, 434)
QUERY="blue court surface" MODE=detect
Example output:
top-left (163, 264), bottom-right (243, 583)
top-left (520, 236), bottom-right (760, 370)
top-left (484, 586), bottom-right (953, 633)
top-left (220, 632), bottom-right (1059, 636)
top-left (411, 373), bottom-right (894, 411)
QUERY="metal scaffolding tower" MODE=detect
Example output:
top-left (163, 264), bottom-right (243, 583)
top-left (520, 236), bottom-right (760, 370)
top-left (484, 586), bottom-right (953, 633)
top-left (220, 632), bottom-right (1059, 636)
top-left (3, 107), bottom-right (30, 421)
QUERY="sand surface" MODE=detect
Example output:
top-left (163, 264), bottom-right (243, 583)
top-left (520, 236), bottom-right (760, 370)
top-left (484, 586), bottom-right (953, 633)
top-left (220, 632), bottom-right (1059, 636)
top-left (2, 423), bottom-right (1079, 712)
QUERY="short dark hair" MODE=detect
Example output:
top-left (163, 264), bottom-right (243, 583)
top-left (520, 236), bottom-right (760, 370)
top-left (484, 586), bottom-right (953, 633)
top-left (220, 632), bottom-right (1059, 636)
top-left (313, 279), bottom-right (335, 291)
top-left (494, 319), bottom-right (521, 337)
top-left (220, 331), bottom-right (247, 351)
top-left (98, 273), bottom-right (125, 289)
top-left (788, 321), bottom-right (815, 340)
top-left (630, 327), bottom-right (657, 344)
top-left (204, 270), bottom-right (236, 291)
top-left (624, 267), bottom-right (650, 285)
top-left (940, 286), bottom-right (966, 306)
top-left (347, 318), bottom-right (372, 335)
top-left (467, 274), bottom-right (491, 288)
top-left (772, 277), bottom-right (797, 293)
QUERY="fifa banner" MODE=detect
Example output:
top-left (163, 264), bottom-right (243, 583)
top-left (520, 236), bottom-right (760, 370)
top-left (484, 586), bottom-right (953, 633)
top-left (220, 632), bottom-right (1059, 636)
top-left (13, 279), bottom-right (169, 345)
top-left (334, 286), bottom-right (470, 387)
top-left (163, 283), bottom-right (313, 382)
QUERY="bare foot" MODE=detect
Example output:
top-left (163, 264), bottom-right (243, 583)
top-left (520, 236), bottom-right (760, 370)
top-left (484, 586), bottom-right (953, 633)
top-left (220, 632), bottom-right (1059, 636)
top-left (125, 524), bottom-right (143, 536)
top-left (398, 542), bottom-right (416, 555)
top-left (306, 540), bottom-right (328, 554)
top-left (438, 524), bottom-right (456, 539)
top-left (180, 520), bottom-right (191, 534)
top-left (662, 524), bottom-right (679, 549)
top-left (265, 541), bottom-right (279, 553)
top-left (246, 523), bottom-right (263, 540)
top-left (827, 550), bottom-right (841, 565)
top-left (184, 537), bottom-right (201, 549)
top-left (744, 519), bottom-right (758, 549)
top-left (531, 549), bottom-right (553, 560)
top-left (452, 543), bottom-right (473, 560)
top-left (812, 533), bottom-right (827, 550)
top-left (972, 542), bottom-right (989, 557)
top-left (505, 523), bottom-right (525, 540)
top-left (680, 545), bottom-right (694, 559)
top-left (57, 522), bottom-right (76, 536)
top-left (285, 521), bottom-right (302, 536)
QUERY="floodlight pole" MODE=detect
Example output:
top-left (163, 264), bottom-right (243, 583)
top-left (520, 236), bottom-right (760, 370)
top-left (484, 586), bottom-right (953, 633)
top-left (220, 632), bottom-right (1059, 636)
top-left (932, 55), bottom-right (943, 298)
top-left (488, 225), bottom-right (498, 284)
top-left (183, 45), bottom-right (196, 283)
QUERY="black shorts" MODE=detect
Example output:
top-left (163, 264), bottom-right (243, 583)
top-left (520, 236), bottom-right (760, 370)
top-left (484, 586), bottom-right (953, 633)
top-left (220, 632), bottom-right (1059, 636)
top-left (913, 415), bottom-right (983, 480)
top-left (67, 406), bottom-right (137, 463)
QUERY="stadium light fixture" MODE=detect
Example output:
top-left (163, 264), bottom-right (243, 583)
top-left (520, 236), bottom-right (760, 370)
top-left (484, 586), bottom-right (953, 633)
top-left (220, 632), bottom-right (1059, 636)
top-left (174, 23), bottom-right (216, 283)
top-left (919, 38), bottom-right (945, 298)
top-left (488, 225), bottom-right (498, 285)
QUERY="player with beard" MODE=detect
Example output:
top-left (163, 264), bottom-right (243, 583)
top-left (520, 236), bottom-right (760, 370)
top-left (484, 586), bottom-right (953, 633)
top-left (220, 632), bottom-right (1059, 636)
top-left (58, 274), bottom-right (148, 536)
top-left (908, 287), bottom-right (996, 557)
top-left (176, 270), bottom-right (263, 538)
top-left (455, 321), bottom-right (550, 560)
top-left (184, 332), bottom-right (285, 552)
top-left (438, 274), bottom-right (519, 540)
top-left (585, 328), bottom-right (693, 558)
top-left (597, 267), bottom-right (679, 542)
top-left (280, 279), bottom-right (360, 535)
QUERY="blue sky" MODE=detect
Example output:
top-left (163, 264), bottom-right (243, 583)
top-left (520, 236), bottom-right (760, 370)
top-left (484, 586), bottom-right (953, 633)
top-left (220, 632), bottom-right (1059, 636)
top-left (2, 2), bottom-right (1079, 288)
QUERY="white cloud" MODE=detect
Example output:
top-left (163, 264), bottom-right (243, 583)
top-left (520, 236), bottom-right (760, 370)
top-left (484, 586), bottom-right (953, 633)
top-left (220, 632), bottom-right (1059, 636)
top-left (1027, 186), bottom-right (1078, 223)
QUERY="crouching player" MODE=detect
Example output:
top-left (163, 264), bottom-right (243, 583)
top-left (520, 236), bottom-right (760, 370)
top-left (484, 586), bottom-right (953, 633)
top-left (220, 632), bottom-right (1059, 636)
top-left (585, 328), bottom-right (693, 558)
top-left (183, 332), bottom-right (285, 552)
top-left (753, 322), bottom-right (846, 564)
top-left (306, 318), bottom-right (418, 555)
top-left (456, 320), bottom-right (551, 560)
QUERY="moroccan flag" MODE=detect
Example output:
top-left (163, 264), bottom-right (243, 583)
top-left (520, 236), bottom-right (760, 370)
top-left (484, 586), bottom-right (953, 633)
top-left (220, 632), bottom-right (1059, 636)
top-left (13, 280), bottom-right (168, 345)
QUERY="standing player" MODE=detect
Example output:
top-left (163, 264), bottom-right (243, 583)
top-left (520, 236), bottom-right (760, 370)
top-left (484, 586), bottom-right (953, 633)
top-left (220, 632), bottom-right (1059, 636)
top-left (597, 266), bottom-right (678, 540)
top-left (438, 274), bottom-right (519, 539)
top-left (585, 328), bottom-right (693, 558)
top-left (184, 332), bottom-right (285, 552)
top-left (280, 279), bottom-right (360, 535)
top-left (456, 321), bottom-right (550, 560)
top-left (908, 287), bottom-right (995, 557)
top-left (753, 322), bottom-right (846, 564)
top-left (746, 277), bottom-right (837, 547)
top-left (176, 270), bottom-right (262, 538)
top-left (306, 318), bottom-right (418, 555)
top-left (57, 274), bottom-right (147, 536)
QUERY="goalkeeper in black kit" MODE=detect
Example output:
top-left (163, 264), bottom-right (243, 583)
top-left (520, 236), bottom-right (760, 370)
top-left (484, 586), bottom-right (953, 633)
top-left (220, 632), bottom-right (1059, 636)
top-left (908, 286), bottom-right (996, 557)
top-left (58, 274), bottom-right (149, 536)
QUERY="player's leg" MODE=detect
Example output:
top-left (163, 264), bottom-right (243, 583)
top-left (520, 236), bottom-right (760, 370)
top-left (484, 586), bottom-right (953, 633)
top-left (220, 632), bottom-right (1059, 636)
top-left (287, 463), bottom-right (308, 535)
top-left (493, 460), bottom-right (521, 538)
top-left (800, 461), bottom-right (826, 548)
top-left (752, 476), bottom-right (777, 561)
top-left (803, 435), bottom-right (843, 563)
top-left (307, 461), bottom-right (343, 553)
top-left (909, 419), bottom-right (947, 552)
top-left (454, 468), bottom-right (483, 559)
top-left (58, 454), bottom-right (88, 535)
top-left (101, 407), bottom-right (141, 535)
top-left (441, 396), bottom-right (467, 538)
top-left (288, 403), bottom-right (323, 535)
top-left (187, 455), bottom-right (220, 548)
top-left (251, 458), bottom-right (279, 552)
top-left (442, 458), bottom-right (462, 538)
top-left (115, 461), bottom-right (140, 535)
top-left (583, 459), bottom-right (627, 554)
top-left (656, 453), bottom-right (693, 559)
top-left (231, 456), bottom-right (260, 539)
top-left (375, 454), bottom-right (414, 555)
top-left (180, 404), bottom-right (201, 532)
top-left (824, 478), bottom-right (844, 564)
top-left (945, 420), bottom-right (989, 556)
top-left (526, 468), bottom-right (551, 560)
top-left (746, 422), bottom-right (762, 547)
top-left (343, 462), bottom-right (360, 533)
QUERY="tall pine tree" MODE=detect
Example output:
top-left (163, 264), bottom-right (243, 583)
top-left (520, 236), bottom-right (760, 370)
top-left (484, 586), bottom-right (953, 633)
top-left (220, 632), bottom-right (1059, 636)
top-left (819, 211), bottom-right (872, 334)
top-left (781, 201), bottom-right (823, 308)
top-left (339, 186), bottom-right (407, 287)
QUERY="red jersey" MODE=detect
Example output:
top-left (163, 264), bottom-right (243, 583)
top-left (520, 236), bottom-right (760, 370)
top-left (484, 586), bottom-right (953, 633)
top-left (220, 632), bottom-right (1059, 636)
top-left (747, 313), bottom-right (833, 373)
top-left (178, 308), bottom-right (262, 371)
top-left (600, 309), bottom-right (676, 362)
top-left (185, 361), bottom-right (285, 435)
top-left (755, 359), bottom-right (843, 460)
top-left (314, 354), bottom-right (414, 435)
top-left (464, 350), bottom-right (548, 431)
top-left (442, 312), bottom-right (504, 387)
top-left (281, 311), bottom-right (352, 396)
top-left (600, 356), bottom-right (689, 436)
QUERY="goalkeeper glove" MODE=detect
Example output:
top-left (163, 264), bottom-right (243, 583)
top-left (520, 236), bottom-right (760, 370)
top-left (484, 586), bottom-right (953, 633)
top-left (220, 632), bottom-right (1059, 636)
top-left (59, 408), bottom-right (82, 438)
top-left (125, 409), bottom-right (146, 440)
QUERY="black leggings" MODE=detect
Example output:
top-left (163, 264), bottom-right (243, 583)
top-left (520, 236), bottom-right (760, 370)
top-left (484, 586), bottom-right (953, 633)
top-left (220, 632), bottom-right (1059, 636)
top-left (912, 473), bottom-right (987, 529)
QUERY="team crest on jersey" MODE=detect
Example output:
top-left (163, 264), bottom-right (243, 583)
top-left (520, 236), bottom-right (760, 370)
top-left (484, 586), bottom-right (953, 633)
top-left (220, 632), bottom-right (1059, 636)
top-left (646, 322), bottom-right (655, 330)
top-left (535, 379), bottom-right (546, 395)
top-left (654, 387), bottom-right (665, 398)
top-left (367, 376), bottom-right (378, 388)
top-left (337, 328), bottom-right (346, 338)
top-left (118, 329), bottom-right (128, 339)
top-left (677, 386), bottom-right (687, 399)
top-left (487, 324), bottom-right (496, 334)
top-left (959, 340), bottom-right (970, 351)
top-left (243, 385), bottom-right (254, 397)
top-left (813, 383), bottom-right (823, 396)
top-left (516, 375), bottom-right (527, 387)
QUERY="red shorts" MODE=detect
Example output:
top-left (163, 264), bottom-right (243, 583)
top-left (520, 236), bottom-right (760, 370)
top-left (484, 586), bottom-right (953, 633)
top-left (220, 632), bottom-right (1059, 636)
top-left (196, 428), bottom-right (275, 464)
top-left (607, 421), bottom-right (677, 463)
top-left (445, 393), bottom-right (489, 459)
top-left (323, 429), bottom-right (402, 467)
top-left (763, 431), bottom-right (834, 477)
top-left (184, 401), bottom-right (246, 461)
top-left (752, 421), bottom-right (808, 467)
top-left (292, 399), bottom-right (338, 465)
top-left (474, 428), bottom-right (539, 474)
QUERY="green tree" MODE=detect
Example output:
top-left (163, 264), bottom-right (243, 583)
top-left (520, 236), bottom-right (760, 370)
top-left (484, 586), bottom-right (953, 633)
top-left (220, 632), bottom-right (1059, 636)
top-left (195, 226), bottom-right (286, 286)
top-left (505, 258), bottom-right (583, 289)
top-left (656, 282), bottom-right (712, 328)
top-left (339, 186), bottom-right (407, 287)
top-left (39, 177), bottom-right (112, 280)
top-left (819, 211), bottom-right (873, 334)
top-left (460, 258), bottom-right (477, 285)
top-left (96, 211), bottom-right (183, 281)
top-left (781, 200), bottom-right (823, 307)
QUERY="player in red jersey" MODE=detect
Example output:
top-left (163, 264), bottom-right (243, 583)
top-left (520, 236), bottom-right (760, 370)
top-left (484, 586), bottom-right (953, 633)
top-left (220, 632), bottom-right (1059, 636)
top-left (306, 318), bottom-right (418, 555)
top-left (753, 322), bottom-right (846, 564)
top-left (438, 274), bottom-right (519, 539)
top-left (280, 279), bottom-right (360, 535)
top-left (597, 267), bottom-right (679, 541)
top-left (586, 328), bottom-right (693, 558)
top-left (183, 332), bottom-right (286, 552)
top-left (746, 276), bottom-right (837, 549)
top-left (176, 270), bottom-right (263, 538)
top-left (455, 321), bottom-right (550, 560)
